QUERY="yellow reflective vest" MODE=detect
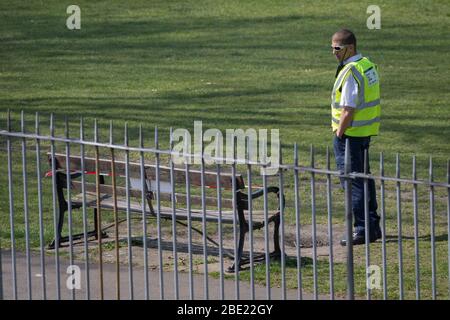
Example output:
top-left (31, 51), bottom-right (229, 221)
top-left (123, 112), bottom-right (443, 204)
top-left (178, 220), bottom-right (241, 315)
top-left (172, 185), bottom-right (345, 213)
top-left (331, 56), bottom-right (380, 137)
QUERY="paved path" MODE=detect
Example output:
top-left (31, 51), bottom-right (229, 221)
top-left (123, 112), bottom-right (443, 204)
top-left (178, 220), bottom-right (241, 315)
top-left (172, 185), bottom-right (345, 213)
top-left (0, 250), bottom-right (318, 300)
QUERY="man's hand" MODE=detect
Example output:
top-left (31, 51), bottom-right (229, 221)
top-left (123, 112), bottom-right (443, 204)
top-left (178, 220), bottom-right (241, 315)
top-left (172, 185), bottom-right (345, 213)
top-left (336, 106), bottom-right (355, 138)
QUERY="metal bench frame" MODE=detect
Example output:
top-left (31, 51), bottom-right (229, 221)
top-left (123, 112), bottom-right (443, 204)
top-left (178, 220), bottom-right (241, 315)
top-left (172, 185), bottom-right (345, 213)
top-left (48, 153), bottom-right (285, 272)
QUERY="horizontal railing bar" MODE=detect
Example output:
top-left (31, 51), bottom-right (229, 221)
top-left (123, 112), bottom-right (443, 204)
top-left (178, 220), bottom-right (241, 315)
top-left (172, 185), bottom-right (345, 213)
top-left (350, 172), bottom-right (450, 188)
top-left (0, 130), bottom-right (171, 154)
top-left (281, 165), bottom-right (450, 188)
top-left (279, 165), bottom-right (341, 175)
top-left (0, 131), bottom-right (269, 166)
top-left (2, 130), bottom-right (450, 188)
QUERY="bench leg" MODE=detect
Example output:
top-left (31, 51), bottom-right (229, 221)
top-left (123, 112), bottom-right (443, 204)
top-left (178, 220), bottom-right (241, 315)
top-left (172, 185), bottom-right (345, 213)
top-left (226, 211), bottom-right (282, 272)
top-left (227, 223), bottom-right (247, 273)
top-left (48, 186), bottom-right (67, 249)
top-left (271, 212), bottom-right (282, 259)
top-left (226, 207), bottom-right (249, 273)
top-left (48, 173), bottom-right (69, 249)
top-left (93, 208), bottom-right (108, 240)
top-left (48, 207), bottom-right (107, 249)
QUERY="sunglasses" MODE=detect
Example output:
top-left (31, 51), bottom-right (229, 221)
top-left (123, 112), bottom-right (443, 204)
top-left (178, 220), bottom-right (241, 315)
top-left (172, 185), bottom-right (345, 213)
top-left (331, 44), bottom-right (347, 51)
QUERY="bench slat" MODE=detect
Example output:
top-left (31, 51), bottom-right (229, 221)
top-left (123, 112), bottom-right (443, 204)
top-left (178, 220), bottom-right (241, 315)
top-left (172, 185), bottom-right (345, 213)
top-left (71, 181), bottom-right (142, 198)
top-left (71, 193), bottom-right (236, 223)
top-left (71, 192), bottom-right (274, 223)
top-left (71, 181), bottom-right (235, 209)
top-left (50, 153), bottom-right (245, 189)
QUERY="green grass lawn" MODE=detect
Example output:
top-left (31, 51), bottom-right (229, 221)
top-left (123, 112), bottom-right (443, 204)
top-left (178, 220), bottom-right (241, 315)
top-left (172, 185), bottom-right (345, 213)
top-left (1, 0), bottom-right (450, 299)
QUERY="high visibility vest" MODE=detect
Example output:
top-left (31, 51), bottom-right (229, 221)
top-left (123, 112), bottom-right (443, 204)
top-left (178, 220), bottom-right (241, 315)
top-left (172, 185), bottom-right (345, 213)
top-left (331, 56), bottom-right (380, 137)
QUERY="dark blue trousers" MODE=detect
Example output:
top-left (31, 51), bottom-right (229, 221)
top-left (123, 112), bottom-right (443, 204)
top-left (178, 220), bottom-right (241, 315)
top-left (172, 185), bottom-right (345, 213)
top-left (333, 135), bottom-right (380, 237)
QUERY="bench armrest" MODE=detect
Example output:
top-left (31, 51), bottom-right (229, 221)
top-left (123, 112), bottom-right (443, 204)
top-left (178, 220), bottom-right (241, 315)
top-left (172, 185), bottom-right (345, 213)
top-left (237, 186), bottom-right (285, 210)
top-left (45, 170), bottom-right (82, 179)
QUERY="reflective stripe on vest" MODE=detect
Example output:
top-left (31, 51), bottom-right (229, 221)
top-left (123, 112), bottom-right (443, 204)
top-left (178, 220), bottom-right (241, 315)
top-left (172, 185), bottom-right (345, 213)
top-left (333, 98), bottom-right (380, 110)
top-left (332, 116), bottom-right (380, 127)
top-left (331, 63), bottom-right (354, 103)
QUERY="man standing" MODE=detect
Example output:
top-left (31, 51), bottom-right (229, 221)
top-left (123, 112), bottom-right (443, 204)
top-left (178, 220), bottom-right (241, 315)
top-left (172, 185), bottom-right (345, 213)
top-left (330, 29), bottom-right (381, 246)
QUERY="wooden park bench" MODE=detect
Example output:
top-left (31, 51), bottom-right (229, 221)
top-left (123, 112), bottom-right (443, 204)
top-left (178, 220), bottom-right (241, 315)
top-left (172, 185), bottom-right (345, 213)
top-left (47, 153), bottom-right (284, 272)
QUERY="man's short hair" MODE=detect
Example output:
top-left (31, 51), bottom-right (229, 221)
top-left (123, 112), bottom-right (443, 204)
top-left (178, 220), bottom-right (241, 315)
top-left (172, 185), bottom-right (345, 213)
top-left (333, 29), bottom-right (357, 48)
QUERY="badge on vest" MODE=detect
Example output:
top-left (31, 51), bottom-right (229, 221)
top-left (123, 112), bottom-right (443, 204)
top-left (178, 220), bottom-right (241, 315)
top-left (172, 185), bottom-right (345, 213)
top-left (364, 67), bottom-right (379, 86)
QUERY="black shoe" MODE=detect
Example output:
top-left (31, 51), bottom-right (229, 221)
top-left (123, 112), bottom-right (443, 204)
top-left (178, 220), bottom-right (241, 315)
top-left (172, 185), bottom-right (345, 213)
top-left (340, 232), bottom-right (380, 246)
top-left (375, 228), bottom-right (382, 240)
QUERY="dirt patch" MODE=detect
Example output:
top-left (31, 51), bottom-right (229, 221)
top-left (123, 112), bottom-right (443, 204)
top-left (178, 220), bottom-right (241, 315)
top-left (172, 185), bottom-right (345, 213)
top-left (64, 217), bottom-right (348, 273)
